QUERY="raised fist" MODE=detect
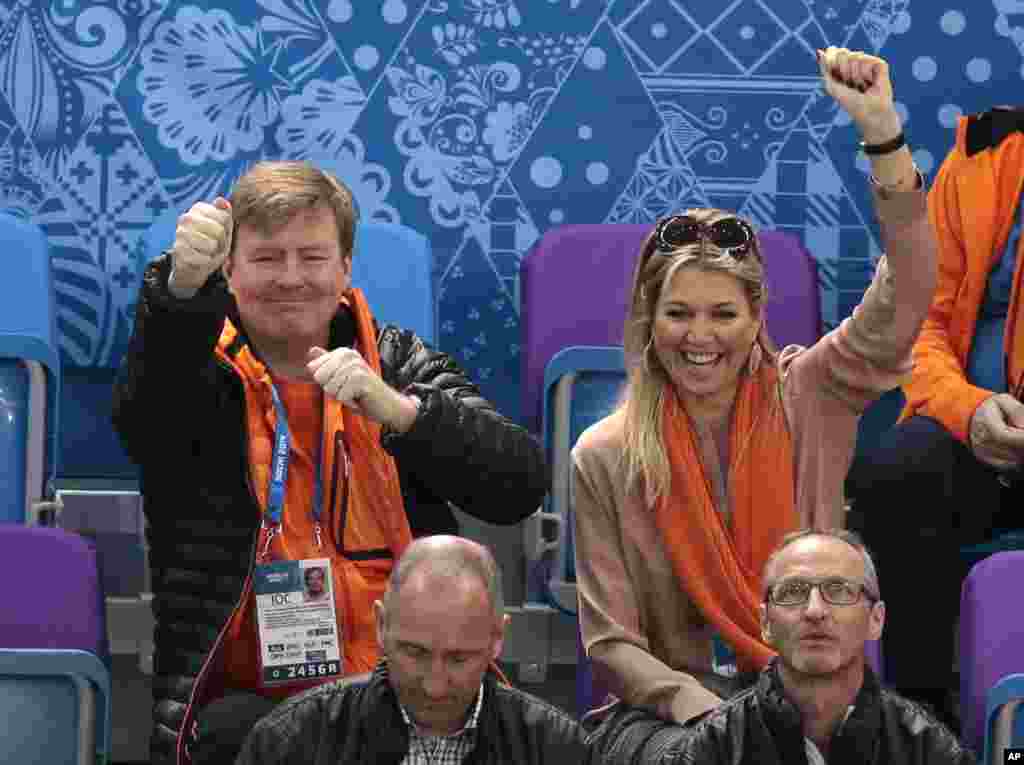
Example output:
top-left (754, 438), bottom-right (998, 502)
top-left (817, 47), bottom-right (902, 146)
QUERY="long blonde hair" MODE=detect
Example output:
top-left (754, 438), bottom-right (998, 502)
top-left (621, 208), bottom-right (776, 501)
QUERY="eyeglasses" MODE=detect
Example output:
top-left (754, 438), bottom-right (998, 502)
top-left (653, 214), bottom-right (757, 260)
top-left (765, 577), bottom-right (878, 607)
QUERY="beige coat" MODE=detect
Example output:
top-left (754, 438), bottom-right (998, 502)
top-left (572, 187), bottom-right (935, 724)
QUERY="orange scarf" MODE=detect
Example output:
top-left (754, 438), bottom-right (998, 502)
top-left (216, 287), bottom-right (412, 693)
top-left (653, 364), bottom-right (797, 671)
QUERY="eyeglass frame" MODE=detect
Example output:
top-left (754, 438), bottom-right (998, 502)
top-left (651, 214), bottom-right (760, 261)
top-left (763, 576), bottom-right (880, 608)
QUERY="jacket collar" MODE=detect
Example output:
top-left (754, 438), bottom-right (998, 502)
top-left (360, 659), bottom-right (500, 762)
top-left (758, 658), bottom-right (883, 765)
top-left (965, 106), bottom-right (1024, 157)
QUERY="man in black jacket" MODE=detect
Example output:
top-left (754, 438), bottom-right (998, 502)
top-left (112, 161), bottom-right (549, 764)
top-left (236, 535), bottom-right (589, 764)
top-left (586, 529), bottom-right (975, 765)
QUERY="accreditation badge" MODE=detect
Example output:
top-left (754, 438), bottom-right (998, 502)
top-left (253, 558), bottom-right (343, 686)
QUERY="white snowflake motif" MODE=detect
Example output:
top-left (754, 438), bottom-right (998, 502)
top-left (313, 134), bottom-right (400, 224)
top-left (433, 22), bottom-right (479, 67)
top-left (136, 7), bottom-right (288, 166)
top-left (387, 62), bottom-right (497, 227)
top-left (275, 76), bottom-right (366, 157)
top-left (482, 101), bottom-right (531, 162)
top-left (464, 0), bottom-right (522, 30)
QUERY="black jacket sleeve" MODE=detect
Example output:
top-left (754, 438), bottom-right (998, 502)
top-left (584, 702), bottom-right (707, 765)
top-left (377, 325), bottom-right (550, 527)
top-left (233, 694), bottom-right (324, 765)
top-left (111, 254), bottom-right (232, 466)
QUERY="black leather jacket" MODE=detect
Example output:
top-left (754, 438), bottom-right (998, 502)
top-left (113, 256), bottom-right (549, 764)
top-left (587, 661), bottom-right (975, 765)
top-left (235, 662), bottom-right (590, 765)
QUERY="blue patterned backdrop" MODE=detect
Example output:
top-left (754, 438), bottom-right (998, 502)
top-left (1, 0), bottom-right (1020, 422)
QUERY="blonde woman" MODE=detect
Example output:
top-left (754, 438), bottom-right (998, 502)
top-left (572, 47), bottom-right (936, 725)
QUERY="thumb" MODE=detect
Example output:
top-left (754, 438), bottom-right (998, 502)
top-left (213, 196), bottom-right (231, 211)
top-left (1001, 395), bottom-right (1024, 430)
top-left (307, 346), bottom-right (327, 361)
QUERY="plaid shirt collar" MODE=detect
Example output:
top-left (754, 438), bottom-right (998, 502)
top-left (398, 682), bottom-right (485, 735)
top-left (397, 684), bottom-right (485, 764)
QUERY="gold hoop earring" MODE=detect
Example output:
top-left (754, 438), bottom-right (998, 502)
top-left (747, 340), bottom-right (763, 375)
top-left (643, 335), bottom-right (657, 374)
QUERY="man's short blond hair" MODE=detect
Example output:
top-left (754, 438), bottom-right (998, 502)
top-left (230, 161), bottom-right (357, 258)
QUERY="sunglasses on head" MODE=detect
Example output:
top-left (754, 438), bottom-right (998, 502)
top-left (653, 214), bottom-right (757, 260)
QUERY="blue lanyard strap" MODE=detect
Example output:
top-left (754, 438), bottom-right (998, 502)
top-left (266, 381), bottom-right (323, 530)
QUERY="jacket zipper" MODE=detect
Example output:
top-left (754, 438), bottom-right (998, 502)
top-left (176, 361), bottom-right (264, 764)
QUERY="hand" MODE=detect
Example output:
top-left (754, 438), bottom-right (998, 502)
top-left (168, 196), bottom-right (233, 298)
top-left (968, 394), bottom-right (1024, 471)
top-left (817, 47), bottom-right (902, 146)
top-left (306, 347), bottom-right (420, 433)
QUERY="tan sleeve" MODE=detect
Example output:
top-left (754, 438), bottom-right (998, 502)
top-left (817, 187), bottom-right (938, 413)
top-left (571, 431), bottom-right (721, 723)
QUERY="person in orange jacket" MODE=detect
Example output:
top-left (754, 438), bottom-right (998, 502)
top-left (847, 106), bottom-right (1024, 733)
top-left (113, 161), bottom-right (549, 764)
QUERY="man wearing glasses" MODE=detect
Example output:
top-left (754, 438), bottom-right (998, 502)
top-left (587, 530), bottom-right (975, 765)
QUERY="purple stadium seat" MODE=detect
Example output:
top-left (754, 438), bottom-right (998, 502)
top-left (520, 224), bottom-right (821, 432)
top-left (960, 551), bottom-right (1024, 753)
top-left (0, 525), bottom-right (108, 656)
top-left (0, 525), bottom-right (111, 764)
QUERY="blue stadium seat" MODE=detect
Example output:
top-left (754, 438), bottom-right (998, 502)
top-left (539, 346), bottom-right (626, 716)
top-left (984, 673), bottom-right (1024, 765)
top-left (540, 345), bottom-right (626, 604)
top-left (0, 213), bottom-right (60, 522)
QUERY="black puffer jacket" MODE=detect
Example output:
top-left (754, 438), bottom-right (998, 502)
top-left (112, 256), bottom-right (548, 765)
top-left (586, 661), bottom-right (975, 765)
top-left (235, 662), bottom-right (590, 764)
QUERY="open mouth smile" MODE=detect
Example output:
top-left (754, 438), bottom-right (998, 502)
top-left (683, 351), bottom-right (723, 366)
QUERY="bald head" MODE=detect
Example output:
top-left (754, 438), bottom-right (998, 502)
top-left (380, 536), bottom-right (505, 624)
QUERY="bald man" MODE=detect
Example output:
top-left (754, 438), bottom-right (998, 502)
top-left (236, 536), bottom-right (589, 764)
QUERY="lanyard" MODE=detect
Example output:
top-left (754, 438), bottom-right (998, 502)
top-left (262, 381), bottom-right (325, 556)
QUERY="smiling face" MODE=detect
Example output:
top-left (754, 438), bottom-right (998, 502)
top-left (224, 204), bottom-right (351, 356)
top-left (305, 567), bottom-right (325, 596)
top-left (651, 265), bottom-right (761, 411)
top-left (760, 536), bottom-right (885, 679)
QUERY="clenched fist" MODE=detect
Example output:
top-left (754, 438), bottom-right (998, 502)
top-left (817, 47), bottom-right (902, 147)
top-left (306, 346), bottom-right (420, 433)
top-left (168, 196), bottom-right (234, 299)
